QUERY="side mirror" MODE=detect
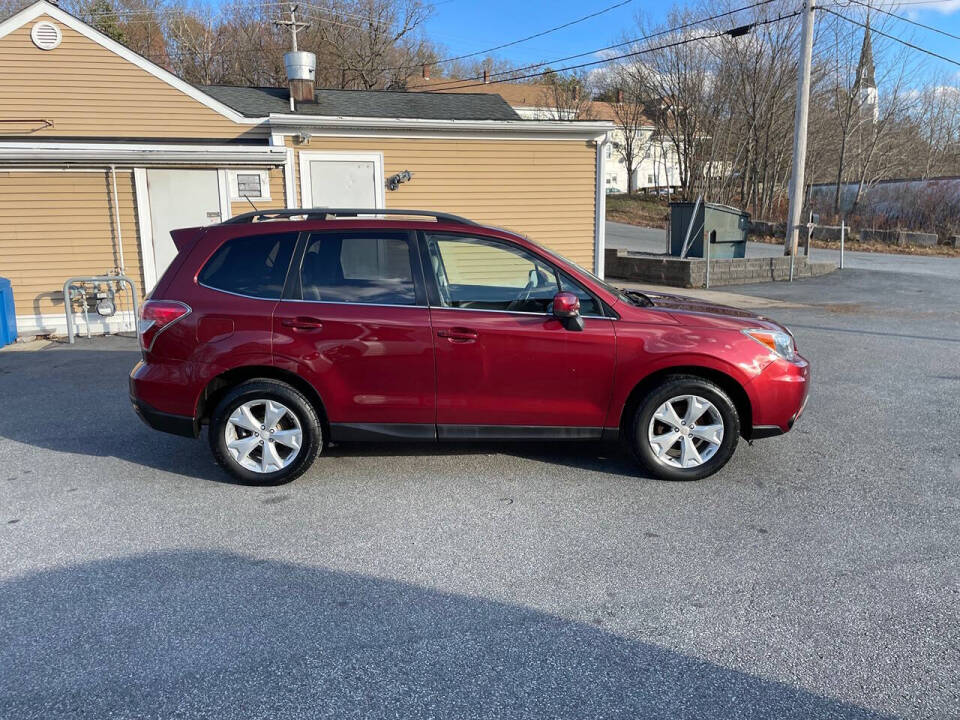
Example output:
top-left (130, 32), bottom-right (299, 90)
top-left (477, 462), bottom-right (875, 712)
top-left (552, 291), bottom-right (584, 331)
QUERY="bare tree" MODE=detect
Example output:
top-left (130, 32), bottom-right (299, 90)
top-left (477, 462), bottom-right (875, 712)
top-left (620, 7), bottom-right (734, 200)
top-left (809, 9), bottom-right (920, 219)
top-left (536, 69), bottom-right (596, 120)
top-left (312, 0), bottom-right (436, 89)
top-left (599, 70), bottom-right (649, 194)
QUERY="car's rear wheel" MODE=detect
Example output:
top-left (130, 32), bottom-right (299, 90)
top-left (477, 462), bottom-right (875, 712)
top-left (629, 375), bottom-right (740, 481)
top-left (209, 380), bottom-right (321, 484)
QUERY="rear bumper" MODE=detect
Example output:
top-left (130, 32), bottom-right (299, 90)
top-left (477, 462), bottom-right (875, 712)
top-left (129, 365), bottom-right (198, 438)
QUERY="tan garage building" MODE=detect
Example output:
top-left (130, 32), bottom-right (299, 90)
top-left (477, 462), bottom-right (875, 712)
top-left (0, 0), bottom-right (611, 337)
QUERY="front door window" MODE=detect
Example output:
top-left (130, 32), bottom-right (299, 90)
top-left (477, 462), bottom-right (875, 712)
top-left (426, 234), bottom-right (561, 314)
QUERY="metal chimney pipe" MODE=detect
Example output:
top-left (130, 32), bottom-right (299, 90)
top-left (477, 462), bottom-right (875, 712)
top-left (285, 51), bottom-right (316, 104)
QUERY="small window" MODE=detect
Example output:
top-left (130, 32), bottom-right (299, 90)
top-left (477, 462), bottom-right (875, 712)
top-left (301, 233), bottom-right (417, 305)
top-left (228, 170), bottom-right (271, 202)
top-left (199, 232), bottom-right (297, 298)
top-left (426, 234), bottom-right (560, 314)
top-left (647, 174), bottom-right (654, 184)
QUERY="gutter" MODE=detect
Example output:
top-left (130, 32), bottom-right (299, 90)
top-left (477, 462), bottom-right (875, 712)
top-left (0, 142), bottom-right (288, 167)
top-left (267, 113), bottom-right (613, 137)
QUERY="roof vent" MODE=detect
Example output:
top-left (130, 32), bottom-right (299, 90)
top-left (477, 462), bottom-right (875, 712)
top-left (284, 51), bottom-right (316, 104)
top-left (30, 21), bottom-right (62, 51)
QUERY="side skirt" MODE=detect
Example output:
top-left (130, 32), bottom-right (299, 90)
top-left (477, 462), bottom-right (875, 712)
top-left (438, 425), bottom-right (603, 441)
top-left (329, 423), bottom-right (609, 443)
top-left (330, 423), bottom-right (437, 442)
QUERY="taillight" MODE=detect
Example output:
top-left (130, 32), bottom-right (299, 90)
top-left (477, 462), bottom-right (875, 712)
top-left (139, 300), bottom-right (191, 352)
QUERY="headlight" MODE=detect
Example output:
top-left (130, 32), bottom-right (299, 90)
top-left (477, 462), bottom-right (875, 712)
top-left (743, 328), bottom-right (797, 361)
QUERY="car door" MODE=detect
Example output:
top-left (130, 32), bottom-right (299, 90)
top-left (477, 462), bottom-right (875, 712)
top-left (423, 232), bottom-right (617, 435)
top-left (272, 229), bottom-right (436, 438)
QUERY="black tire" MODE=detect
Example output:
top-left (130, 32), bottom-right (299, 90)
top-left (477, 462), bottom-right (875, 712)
top-left (628, 375), bottom-right (740, 481)
top-left (209, 379), bottom-right (322, 485)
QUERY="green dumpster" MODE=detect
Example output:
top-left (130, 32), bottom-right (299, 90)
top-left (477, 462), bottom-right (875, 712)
top-left (669, 202), bottom-right (750, 259)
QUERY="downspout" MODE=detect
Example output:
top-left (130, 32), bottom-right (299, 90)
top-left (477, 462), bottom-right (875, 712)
top-left (594, 134), bottom-right (609, 278)
top-left (110, 165), bottom-right (126, 273)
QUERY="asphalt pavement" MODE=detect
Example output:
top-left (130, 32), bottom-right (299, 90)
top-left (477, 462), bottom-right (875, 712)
top-left (606, 221), bottom-right (960, 280)
top-left (1, 264), bottom-right (958, 718)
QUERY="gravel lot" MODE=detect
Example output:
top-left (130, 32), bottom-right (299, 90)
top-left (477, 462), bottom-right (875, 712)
top-left (1, 267), bottom-right (957, 719)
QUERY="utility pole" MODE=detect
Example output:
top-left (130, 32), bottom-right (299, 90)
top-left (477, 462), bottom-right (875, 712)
top-left (276, 3), bottom-right (313, 110)
top-left (275, 3), bottom-right (309, 53)
top-left (784, 0), bottom-right (816, 257)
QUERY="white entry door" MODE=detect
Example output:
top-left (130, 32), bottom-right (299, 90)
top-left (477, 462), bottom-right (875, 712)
top-left (145, 169), bottom-right (224, 286)
top-left (300, 152), bottom-right (384, 209)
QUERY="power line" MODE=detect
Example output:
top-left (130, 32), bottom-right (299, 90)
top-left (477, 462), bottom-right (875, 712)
top-left (821, 6), bottom-right (960, 67)
top-left (425, 9), bottom-right (802, 93)
top-left (417, 0), bottom-right (781, 92)
top-left (842, 0), bottom-right (960, 41)
top-left (367, 0), bottom-right (639, 74)
top-left (862, 0), bottom-right (960, 5)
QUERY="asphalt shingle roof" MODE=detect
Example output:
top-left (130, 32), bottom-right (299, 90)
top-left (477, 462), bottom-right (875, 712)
top-left (199, 85), bottom-right (522, 121)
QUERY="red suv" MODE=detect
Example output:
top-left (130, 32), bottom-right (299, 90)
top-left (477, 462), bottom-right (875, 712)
top-left (130, 208), bottom-right (809, 484)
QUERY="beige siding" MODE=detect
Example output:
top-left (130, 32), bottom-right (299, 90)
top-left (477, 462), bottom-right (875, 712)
top-left (0, 170), bottom-right (142, 318)
top-left (289, 136), bottom-right (597, 270)
top-left (0, 16), bottom-right (261, 139)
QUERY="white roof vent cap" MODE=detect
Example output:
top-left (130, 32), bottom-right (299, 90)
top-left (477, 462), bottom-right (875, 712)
top-left (31, 21), bottom-right (62, 50)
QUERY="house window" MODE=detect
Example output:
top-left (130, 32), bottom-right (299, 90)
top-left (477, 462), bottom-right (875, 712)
top-left (648, 174), bottom-right (654, 184)
top-left (228, 169), bottom-right (271, 202)
top-left (605, 145), bottom-right (613, 159)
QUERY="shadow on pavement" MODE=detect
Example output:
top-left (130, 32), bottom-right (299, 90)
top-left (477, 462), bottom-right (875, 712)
top-left (2, 344), bottom-right (643, 483)
top-left (0, 550), bottom-right (890, 719)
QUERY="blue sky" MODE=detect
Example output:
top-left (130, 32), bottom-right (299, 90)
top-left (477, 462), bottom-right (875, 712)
top-left (423, 0), bottom-right (960, 83)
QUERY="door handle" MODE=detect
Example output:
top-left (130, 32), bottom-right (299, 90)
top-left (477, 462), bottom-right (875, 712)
top-left (438, 327), bottom-right (478, 342)
top-left (281, 316), bottom-right (324, 331)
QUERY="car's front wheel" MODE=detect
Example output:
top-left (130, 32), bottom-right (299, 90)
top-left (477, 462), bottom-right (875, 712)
top-left (629, 375), bottom-right (740, 481)
top-left (209, 379), bottom-right (321, 484)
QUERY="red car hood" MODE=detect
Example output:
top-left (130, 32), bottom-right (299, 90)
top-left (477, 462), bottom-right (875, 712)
top-left (640, 291), bottom-right (786, 332)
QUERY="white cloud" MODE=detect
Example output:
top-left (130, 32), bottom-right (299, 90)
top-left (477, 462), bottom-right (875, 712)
top-left (890, 0), bottom-right (960, 15)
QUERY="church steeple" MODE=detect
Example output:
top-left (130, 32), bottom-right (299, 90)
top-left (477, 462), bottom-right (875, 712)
top-left (854, 16), bottom-right (878, 123)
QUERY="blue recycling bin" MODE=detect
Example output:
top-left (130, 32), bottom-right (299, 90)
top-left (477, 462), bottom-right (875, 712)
top-left (0, 277), bottom-right (17, 348)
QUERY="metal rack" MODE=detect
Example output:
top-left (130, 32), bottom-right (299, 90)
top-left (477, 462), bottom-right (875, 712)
top-left (222, 208), bottom-right (479, 226)
top-left (63, 275), bottom-right (140, 344)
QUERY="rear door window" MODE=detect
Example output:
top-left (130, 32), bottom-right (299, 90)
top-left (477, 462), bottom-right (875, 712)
top-left (198, 232), bottom-right (297, 298)
top-left (300, 232), bottom-right (419, 305)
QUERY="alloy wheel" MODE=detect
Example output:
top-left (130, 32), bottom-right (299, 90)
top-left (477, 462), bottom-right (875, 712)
top-left (224, 399), bottom-right (303, 474)
top-left (647, 394), bottom-right (725, 469)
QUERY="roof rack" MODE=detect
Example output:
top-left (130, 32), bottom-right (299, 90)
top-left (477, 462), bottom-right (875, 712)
top-left (221, 208), bottom-right (478, 226)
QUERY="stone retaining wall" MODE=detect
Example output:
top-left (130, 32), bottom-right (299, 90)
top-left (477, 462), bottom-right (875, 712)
top-left (859, 229), bottom-right (938, 247)
top-left (605, 249), bottom-right (836, 288)
top-left (748, 221), bottom-right (940, 247)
